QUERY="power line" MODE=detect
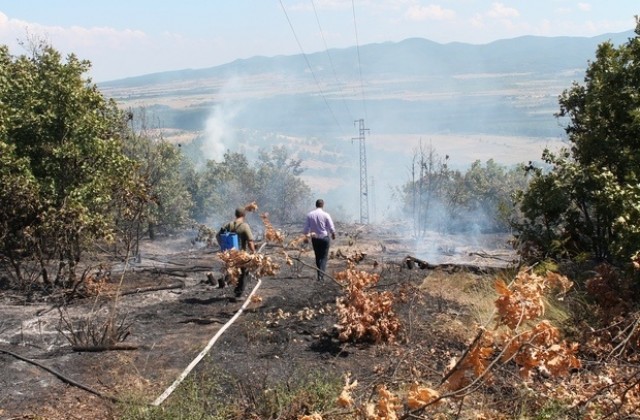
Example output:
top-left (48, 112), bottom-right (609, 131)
top-left (310, 0), bottom-right (354, 121)
top-left (350, 1), bottom-right (369, 224)
top-left (351, 0), bottom-right (367, 121)
top-left (278, 0), bottom-right (344, 132)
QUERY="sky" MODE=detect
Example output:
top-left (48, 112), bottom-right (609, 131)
top-left (0, 1), bottom-right (637, 82)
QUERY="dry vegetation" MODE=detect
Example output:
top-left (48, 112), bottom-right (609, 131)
top-left (2, 220), bottom-right (640, 419)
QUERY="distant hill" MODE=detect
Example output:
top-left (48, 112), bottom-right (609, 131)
top-left (101, 31), bottom-right (632, 87)
top-left (100, 30), bottom-right (633, 136)
top-left (98, 31), bottom-right (636, 219)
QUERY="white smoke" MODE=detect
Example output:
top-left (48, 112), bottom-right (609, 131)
top-left (200, 77), bottom-right (243, 161)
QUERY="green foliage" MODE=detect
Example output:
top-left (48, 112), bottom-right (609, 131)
top-left (194, 150), bottom-right (257, 224)
top-left (516, 396), bottom-right (573, 420)
top-left (400, 143), bottom-right (527, 236)
top-left (0, 142), bottom-right (40, 286)
top-left (252, 371), bottom-right (341, 419)
top-left (464, 158), bottom-right (527, 231)
top-left (254, 145), bottom-right (311, 224)
top-left (0, 42), bottom-right (138, 288)
top-left (121, 113), bottom-right (194, 241)
top-left (517, 21), bottom-right (640, 264)
top-left (118, 374), bottom-right (234, 420)
top-left (117, 369), bottom-right (341, 420)
top-left (192, 146), bottom-right (311, 225)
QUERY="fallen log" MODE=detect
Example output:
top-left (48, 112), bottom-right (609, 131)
top-left (179, 317), bottom-right (227, 325)
top-left (468, 251), bottom-right (518, 263)
top-left (404, 255), bottom-right (508, 275)
top-left (139, 256), bottom-right (187, 266)
top-left (118, 281), bottom-right (185, 296)
top-left (131, 265), bottom-right (214, 276)
top-left (72, 344), bottom-right (139, 352)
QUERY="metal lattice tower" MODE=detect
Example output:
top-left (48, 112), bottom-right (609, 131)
top-left (370, 176), bottom-right (376, 224)
top-left (353, 119), bottom-right (370, 224)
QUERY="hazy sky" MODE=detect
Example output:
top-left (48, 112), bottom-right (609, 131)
top-left (0, 1), bottom-right (637, 82)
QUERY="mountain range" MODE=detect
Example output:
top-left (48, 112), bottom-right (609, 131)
top-left (98, 30), bottom-right (635, 220)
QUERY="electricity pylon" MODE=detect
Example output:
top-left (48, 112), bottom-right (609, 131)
top-left (353, 119), bottom-right (370, 224)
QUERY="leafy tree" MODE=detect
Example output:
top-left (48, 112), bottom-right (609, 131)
top-left (191, 146), bottom-right (311, 227)
top-left (517, 21), bottom-right (640, 263)
top-left (254, 146), bottom-right (311, 224)
top-left (197, 151), bottom-right (257, 224)
top-left (465, 159), bottom-right (529, 232)
top-left (121, 113), bottom-right (194, 241)
top-left (0, 142), bottom-right (41, 287)
top-left (400, 144), bottom-right (525, 236)
top-left (0, 42), bottom-right (137, 287)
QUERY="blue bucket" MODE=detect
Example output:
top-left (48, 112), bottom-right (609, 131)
top-left (219, 232), bottom-right (239, 251)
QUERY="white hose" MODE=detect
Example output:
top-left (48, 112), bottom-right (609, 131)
top-left (151, 277), bottom-right (262, 406)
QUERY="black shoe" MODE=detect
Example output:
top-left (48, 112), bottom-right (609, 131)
top-left (218, 278), bottom-right (226, 288)
top-left (205, 273), bottom-right (216, 285)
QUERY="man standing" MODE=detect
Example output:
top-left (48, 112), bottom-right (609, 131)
top-left (303, 199), bottom-right (336, 281)
top-left (221, 207), bottom-right (256, 299)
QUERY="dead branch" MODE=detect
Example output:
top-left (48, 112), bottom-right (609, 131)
top-left (130, 265), bottom-right (213, 276)
top-left (404, 255), bottom-right (506, 275)
top-left (468, 251), bottom-right (518, 263)
top-left (140, 256), bottom-right (187, 266)
top-left (118, 281), bottom-right (184, 296)
top-left (0, 347), bottom-right (121, 403)
top-left (179, 317), bottom-right (227, 325)
top-left (71, 344), bottom-right (139, 352)
top-left (287, 254), bottom-right (342, 287)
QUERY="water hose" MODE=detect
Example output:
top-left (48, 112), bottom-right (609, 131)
top-left (151, 276), bottom-right (262, 406)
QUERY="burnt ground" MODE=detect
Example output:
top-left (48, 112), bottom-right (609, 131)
top-left (0, 224), bottom-right (515, 419)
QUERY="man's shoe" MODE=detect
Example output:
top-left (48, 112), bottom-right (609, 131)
top-left (205, 273), bottom-right (216, 285)
top-left (218, 277), bottom-right (226, 288)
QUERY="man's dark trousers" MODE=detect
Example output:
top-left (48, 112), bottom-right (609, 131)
top-left (311, 236), bottom-right (331, 280)
top-left (235, 268), bottom-right (248, 297)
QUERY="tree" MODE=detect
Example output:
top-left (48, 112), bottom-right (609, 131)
top-left (464, 159), bottom-right (528, 233)
top-left (0, 42), bottom-right (138, 287)
top-left (121, 111), bottom-right (194, 241)
top-left (193, 146), bottom-right (311, 226)
top-left (254, 146), bottom-right (310, 224)
top-left (400, 144), bottom-right (525, 236)
top-left (404, 143), bottom-right (454, 236)
top-left (517, 20), bottom-right (640, 263)
top-left (197, 151), bottom-right (257, 224)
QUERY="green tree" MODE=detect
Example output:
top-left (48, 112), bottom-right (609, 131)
top-left (465, 159), bottom-right (529, 232)
top-left (192, 146), bottom-right (311, 227)
top-left (122, 115), bottom-right (193, 241)
top-left (517, 20), bottom-right (640, 263)
top-left (400, 144), bottom-right (527, 236)
top-left (254, 146), bottom-right (311, 224)
top-left (198, 151), bottom-right (257, 224)
top-left (0, 42), bottom-right (137, 287)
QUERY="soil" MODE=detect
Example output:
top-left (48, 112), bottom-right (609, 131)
top-left (0, 224), bottom-right (516, 419)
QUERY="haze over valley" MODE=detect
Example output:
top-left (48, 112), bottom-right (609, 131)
top-left (100, 31), bottom-right (633, 220)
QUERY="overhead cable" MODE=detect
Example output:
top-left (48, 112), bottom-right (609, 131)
top-left (310, 0), bottom-right (354, 121)
top-left (351, 0), bottom-right (368, 120)
top-left (279, 0), bottom-right (344, 132)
